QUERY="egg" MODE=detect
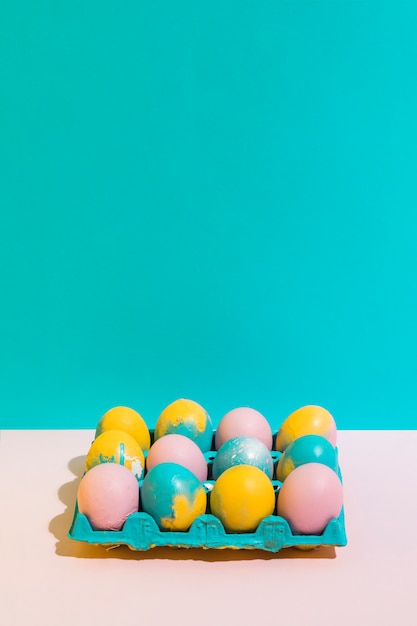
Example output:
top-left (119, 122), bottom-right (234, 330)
top-left (212, 436), bottom-right (274, 480)
top-left (141, 462), bottom-right (207, 531)
top-left (276, 434), bottom-right (338, 482)
top-left (95, 405), bottom-right (151, 451)
top-left (275, 405), bottom-right (337, 452)
top-left (85, 429), bottom-right (145, 480)
top-left (77, 462), bottom-right (139, 531)
top-left (276, 463), bottom-right (343, 535)
top-left (146, 433), bottom-right (208, 482)
top-left (210, 464), bottom-right (275, 533)
top-left (215, 407), bottom-right (273, 450)
top-left (154, 398), bottom-right (213, 452)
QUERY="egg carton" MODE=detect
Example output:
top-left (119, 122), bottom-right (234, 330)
top-left (68, 434), bottom-right (347, 553)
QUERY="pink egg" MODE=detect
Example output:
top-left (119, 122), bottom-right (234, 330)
top-left (215, 407), bottom-right (273, 450)
top-left (77, 463), bottom-right (139, 531)
top-left (146, 434), bottom-right (208, 482)
top-left (276, 463), bottom-right (343, 535)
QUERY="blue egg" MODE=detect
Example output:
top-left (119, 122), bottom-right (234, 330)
top-left (276, 434), bottom-right (338, 482)
top-left (212, 436), bottom-right (274, 480)
top-left (141, 462), bottom-right (207, 531)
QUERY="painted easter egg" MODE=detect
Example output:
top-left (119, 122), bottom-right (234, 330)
top-left (276, 463), bottom-right (343, 535)
top-left (215, 407), bottom-right (273, 450)
top-left (210, 464), bottom-right (275, 533)
top-left (95, 405), bottom-right (151, 451)
top-left (212, 436), bottom-right (274, 480)
top-left (154, 398), bottom-right (213, 452)
top-left (85, 429), bottom-right (145, 480)
top-left (276, 434), bottom-right (338, 482)
top-left (77, 462), bottom-right (139, 531)
top-left (146, 433), bottom-right (208, 482)
top-left (275, 405), bottom-right (337, 452)
top-left (140, 462), bottom-right (207, 531)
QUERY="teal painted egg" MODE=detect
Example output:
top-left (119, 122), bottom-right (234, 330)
top-left (212, 436), bottom-right (274, 480)
top-left (141, 462), bottom-right (207, 531)
top-left (276, 434), bottom-right (338, 482)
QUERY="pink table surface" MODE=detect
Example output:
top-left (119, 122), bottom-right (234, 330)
top-left (0, 429), bottom-right (416, 626)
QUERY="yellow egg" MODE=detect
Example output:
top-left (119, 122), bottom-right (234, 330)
top-left (86, 429), bottom-right (145, 480)
top-left (275, 405), bottom-right (337, 452)
top-left (95, 406), bottom-right (151, 451)
top-left (210, 465), bottom-right (275, 533)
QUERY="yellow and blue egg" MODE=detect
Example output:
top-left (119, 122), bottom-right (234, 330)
top-left (212, 436), bottom-right (274, 480)
top-left (140, 462), bottom-right (207, 531)
top-left (85, 429), bottom-right (145, 481)
top-left (276, 434), bottom-right (338, 482)
top-left (154, 398), bottom-right (213, 452)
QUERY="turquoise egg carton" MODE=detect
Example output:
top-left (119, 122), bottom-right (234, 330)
top-left (68, 433), bottom-right (347, 553)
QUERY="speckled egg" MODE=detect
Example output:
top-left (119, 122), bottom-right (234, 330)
top-left (212, 436), bottom-right (274, 480)
top-left (210, 464), bottom-right (276, 533)
top-left (276, 434), bottom-right (338, 482)
top-left (215, 407), bottom-right (273, 450)
top-left (140, 462), bottom-right (207, 531)
top-left (146, 433), bottom-right (208, 482)
top-left (85, 429), bottom-right (145, 480)
top-left (77, 462), bottom-right (140, 531)
top-left (276, 462), bottom-right (343, 535)
top-left (275, 405), bottom-right (337, 452)
top-left (154, 398), bottom-right (213, 452)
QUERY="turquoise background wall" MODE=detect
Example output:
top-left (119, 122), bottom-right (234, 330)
top-left (1, 1), bottom-right (416, 429)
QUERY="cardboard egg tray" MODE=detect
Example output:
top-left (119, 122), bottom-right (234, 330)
top-left (68, 431), bottom-right (347, 553)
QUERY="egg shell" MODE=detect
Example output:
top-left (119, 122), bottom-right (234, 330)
top-left (95, 405), bottom-right (151, 451)
top-left (276, 463), bottom-right (343, 535)
top-left (85, 429), bottom-right (145, 480)
top-left (77, 463), bottom-right (139, 531)
top-left (141, 462), bottom-right (207, 531)
top-left (154, 398), bottom-right (213, 452)
top-left (210, 464), bottom-right (276, 533)
top-left (275, 405), bottom-right (337, 452)
top-left (212, 436), bottom-right (274, 479)
top-left (146, 434), bottom-right (208, 482)
top-left (215, 407), bottom-right (273, 450)
top-left (276, 434), bottom-right (338, 482)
